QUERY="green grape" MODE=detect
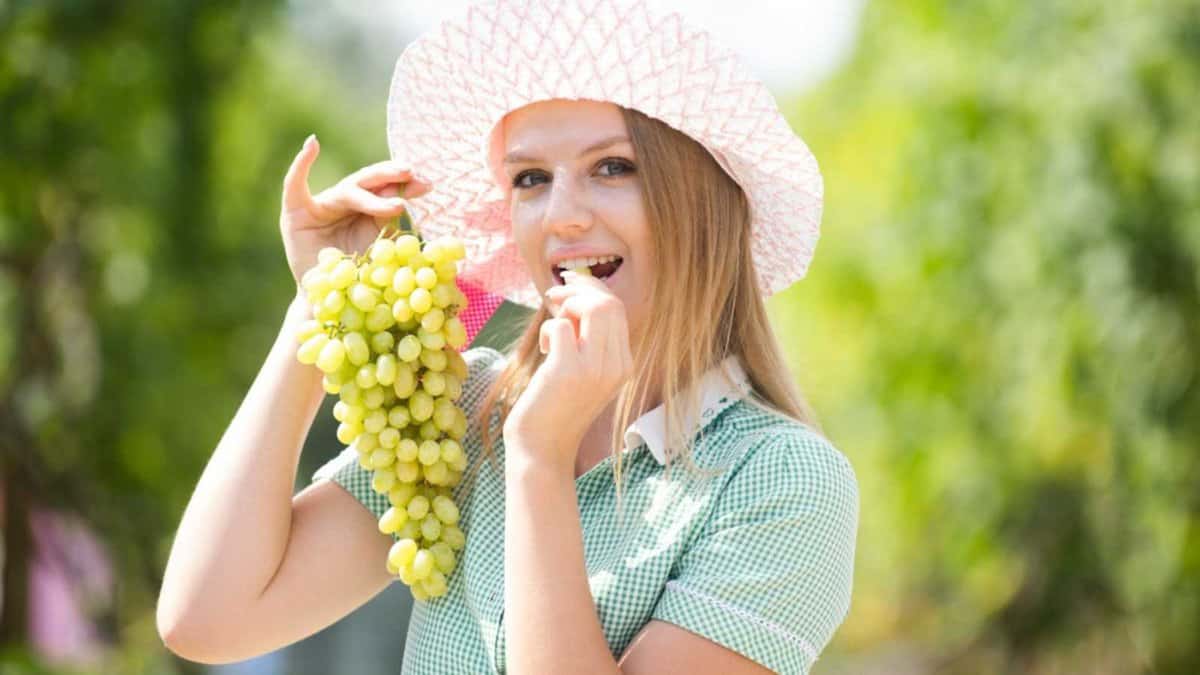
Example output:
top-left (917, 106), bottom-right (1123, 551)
top-left (378, 506), bottom-right (408, 534)
top-left (425, 460), bottom-right (449, 486)
top-left (348, 283), bottom-right (378, 312)
top-left (415, 420), bottom-right (437, 441)
top-left (417, 326), bottom-right (445, 350)
top-left (409, 583), bottom-right (430, 602)
top-left (392, 266), bottom-right (417, 295)
top-left (444, 317), bottom-right (467, 349)
top-left (420, 346), bottom-right (448, 371)
top-left (328, 257), bottom-right (355, 285)
top-left (395, 234), bottom-right (421, 260)
top-left (421, 513), bottom-right (443, 541)
top-left (375, 354), bottom-right (398, 386)
top-left (409, 390), bottom-right (434, 422)
top-left (371, 331), bottom-right (396, 356)
top-left (432, 495), bottom-right (461, 525)
top-left (443, 373), bottom-right (462, 401)
top-left (414, 266), bottom-right (438, 290)
top-left (355, 363), bottom-right (378, 389)
top-left (365, 304), bottom-right (395, 333)
top-left (321, 289), bottom-right (346, 315)
top-left (442, 524), bottom-right (465, 551)
top-left (362, 385), bottom-right (386, 410)
top-left (420, 570), bottom-right (447, 598)
top-left (407, 252), bottom-right (429, 272)
top-left (396, 438), bottom-right (420, 462)
top-left (378, 427), bottom-right (400, 449)
top-left (392, 297), bottom-right (414, 323)
top-left (434, 260), bottom-right (457, 282)
top-left (440, 439), bottom-right (464, 466)
top-left (370, 263), bottom-right (396, 288)
top-left (352, 431), bottom-right (379, 454)
top-left (364, 409), bottom-right (388, 434)
top-left (382, 385), bottom-right (397, 407)
top-left (370, 448), bottom-right (395, 470)
top-left (389, 483), bottom-right (418, 507)
top-left (388, 405), bottom-right (412, 429)
top-left (411, 549), bottom-right (435, 580)
top-left (296, 319), bottom-right (322, 344)
top-left (431, 283), bottom-right (456, 309)
top-left (318, 246), bottom-right (345, 267)
top-left (393, 364), bottom-right (418, 398)
top-left (445, 348), bottom-right (468, 380)
top-left (339, 381), bottom-right (362, 405)
top-left (433, 399), bottom-right (457, 431)
top-left (409, 287), bottom-right (433, 314)
top-left (337, 422), bottom-right (362, 445)
top-left (297, 333), bottom-right (329, 365)
top-left (397, 520), bottom-right (422, 541)
top-left (418, 439), bottom-right (441, 466)
top-left (422, 242), bottom-right (446, 265)
top-left (372, 467), bottom-right (397, 493)
top-left (343, 332), bottom-right (371, 366)
top-left (316, 338), bottom-right (347, 373)
top-left (339, 305), bottom-right (365, 332)
top-left (395, 460), bottom-right (420, 483)
top-left (396, 334), bottom-right (422, 362)
top-left (421, 308), bottom-right (445, 333)
top-left (369, 238), bottom-right (396, 264)
top-left (449, 453), bottom-right (468, 473)
top-left (407, 495), bottom-right (430, 520)
top-left (388, 538), bottom-right (418, 569)
top-left (430, 542), bottom-right (457, 574)
top-left (357, 261), bottom-right (376, 284)
top-left (384, 287), bottom-right (399, 304)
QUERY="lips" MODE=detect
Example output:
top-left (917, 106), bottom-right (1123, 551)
top-left (551, 257), bottom-right (624, 286)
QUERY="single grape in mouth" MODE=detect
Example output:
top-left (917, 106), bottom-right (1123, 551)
top-left (552, 257), bottom-right (623, 285)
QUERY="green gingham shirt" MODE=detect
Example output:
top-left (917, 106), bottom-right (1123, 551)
top-left (312, 346), bottom-right (859, 674)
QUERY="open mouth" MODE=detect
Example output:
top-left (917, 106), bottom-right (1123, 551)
top-left (551, 256), bottom-right (624, 286)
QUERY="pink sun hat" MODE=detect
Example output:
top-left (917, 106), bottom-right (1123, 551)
top-left (386, 0), bottom-right (824, 317)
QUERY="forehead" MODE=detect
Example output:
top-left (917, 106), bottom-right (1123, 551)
top-left (502, 98), bottom-right (627, 150)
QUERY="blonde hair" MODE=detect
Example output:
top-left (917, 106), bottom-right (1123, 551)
top-left (464, 105), bottom-right (823, 517)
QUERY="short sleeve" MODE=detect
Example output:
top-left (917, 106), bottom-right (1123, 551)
top-left (650, 427), bottom-right (859, 675)
top-left (309, 345), bottom-right (508, 521)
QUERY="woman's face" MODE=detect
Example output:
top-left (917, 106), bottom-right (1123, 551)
top-left (501, 98), bottom-right (653, 344)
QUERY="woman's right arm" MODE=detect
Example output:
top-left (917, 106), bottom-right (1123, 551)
top-left (157, 135), bottom-right (432, 663)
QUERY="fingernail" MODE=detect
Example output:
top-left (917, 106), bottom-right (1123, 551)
top-left (304, 133), bottom-right (316, 149)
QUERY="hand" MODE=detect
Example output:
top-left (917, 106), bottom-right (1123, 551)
top-left (279, 134), bottom-right (433, 293)
top-left (502, 270), bottom-right (635, 474)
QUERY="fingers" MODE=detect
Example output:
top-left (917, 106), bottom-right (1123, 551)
top-left (539, 318), bottom-right (578, 358)
top-left (348, 159), bottom-right (422, 190)
top-left (322, 184), bottom-right (411, 218)
top-left (282, 134), bottom-right (319, 211)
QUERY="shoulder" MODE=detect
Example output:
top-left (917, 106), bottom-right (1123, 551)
top-left (709, 401), bottom-right (859, 511)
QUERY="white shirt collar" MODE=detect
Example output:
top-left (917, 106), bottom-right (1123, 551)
top-left (623, 355), bottom-right (753, 465)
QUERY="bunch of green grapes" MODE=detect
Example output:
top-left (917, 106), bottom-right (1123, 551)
top-left (294, 231), bottom-right (470, 602)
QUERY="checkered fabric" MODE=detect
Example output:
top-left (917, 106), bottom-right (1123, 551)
top-left (312, 346), bottom-right (858, 674)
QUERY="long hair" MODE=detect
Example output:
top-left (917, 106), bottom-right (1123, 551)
top-left (465, 105), bottom-right (823, 516)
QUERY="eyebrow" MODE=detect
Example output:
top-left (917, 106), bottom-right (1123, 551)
top-left (502, 135), bottom-right (632, 165)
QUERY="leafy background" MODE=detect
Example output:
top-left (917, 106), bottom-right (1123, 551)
top-left (1, 1), bottom-right (1196, 673)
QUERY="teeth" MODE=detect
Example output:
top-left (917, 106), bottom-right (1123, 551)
top-left (555, 255), bottom-right (620, 271)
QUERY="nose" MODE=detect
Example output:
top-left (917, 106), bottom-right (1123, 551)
top-left (541, 169), bottom-right (593, 236)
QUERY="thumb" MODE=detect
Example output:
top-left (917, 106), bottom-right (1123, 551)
top-left (539, 317), bottom-right (578, 358)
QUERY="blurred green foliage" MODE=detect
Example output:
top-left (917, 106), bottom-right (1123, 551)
top-left (0, 0), bottom-right (1196, 673)
top-left (778, 1), bottom-right (1199, 672)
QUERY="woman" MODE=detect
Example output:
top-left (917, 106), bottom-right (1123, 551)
top-left (157, 1), bottom-right (858, 673)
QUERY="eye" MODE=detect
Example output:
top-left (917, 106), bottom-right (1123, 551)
top-left (511, 158), bottom-right (636, 190)
top-left (597, 157), bottom-right (635, 177)
top-left (511, 170), bottom-right (545, 190)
